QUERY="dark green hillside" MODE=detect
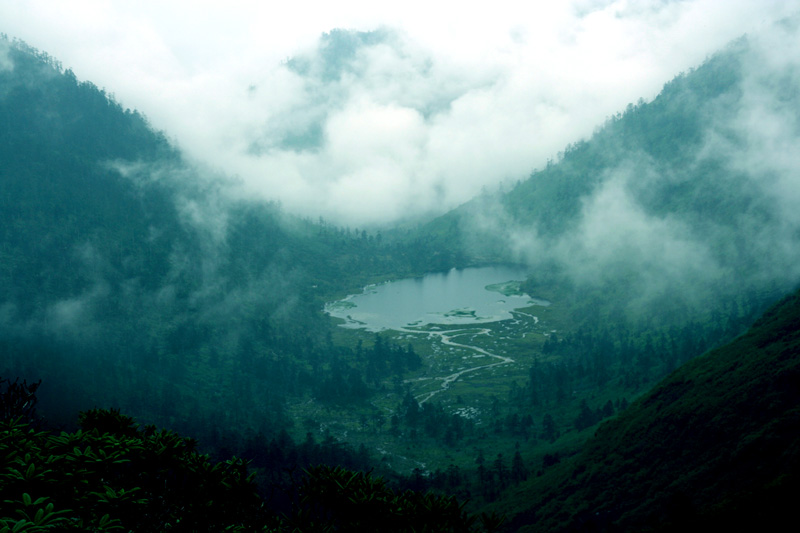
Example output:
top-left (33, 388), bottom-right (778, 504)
top-left (4, 25), bottom-right (800, 526)
top-left (421, 31), bottom-right (798, 326)
top-left (0, 36), bottom-right (439, 458)
top-left (0, 402), bottom-right (495, 532)
top-left (503, 38), bottom-right (749, 237)
top-left (450, 37), bottom-right (749, 240)
top-left (0, 42), bottom-right (178, 302)
top-left (500, 287), bottom-right (800, 532)
top-left (391, 31), bottom-right (798, 503)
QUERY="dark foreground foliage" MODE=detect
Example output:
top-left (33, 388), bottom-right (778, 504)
top-left (0, 408), bottom-right (265, 531)
top-left (0, 378), bottom-right (40, 423)
top-left (287, 465), bottom-right (504, 532)
top-left (0, 406), bottom-right (499, 532)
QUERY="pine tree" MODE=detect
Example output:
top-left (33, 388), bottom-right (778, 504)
top-left (511, 449), bottom-right (528, 484)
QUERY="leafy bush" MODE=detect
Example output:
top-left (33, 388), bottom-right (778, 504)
top-left (0, 409), bottom-right (266, 531)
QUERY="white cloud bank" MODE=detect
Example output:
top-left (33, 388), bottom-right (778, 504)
top-left (1, 0), bottom-right (798, 225)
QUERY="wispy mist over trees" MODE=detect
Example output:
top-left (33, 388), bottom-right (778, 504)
top-left (0, 35), bottom-right (455, 452)
top-left (3, 11), bottom-right (800, 530)
top-left (430, 22), bottom-right (800, 328)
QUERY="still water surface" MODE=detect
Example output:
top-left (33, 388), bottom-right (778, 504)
top-left (326, 266), bottom-right (547, 331)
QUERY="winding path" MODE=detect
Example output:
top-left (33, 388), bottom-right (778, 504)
top-left (400, 327), bottom-right (515, 404)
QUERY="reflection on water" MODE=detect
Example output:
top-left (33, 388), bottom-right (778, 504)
top-left (326, 266), bottom-right (549, 331)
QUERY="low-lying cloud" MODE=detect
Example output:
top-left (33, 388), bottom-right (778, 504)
top-left (0, 39), bottom-right (12, 72)
top-left (489, 20), bottom-right (800, 312)
top-left (2, 1), bottom-right (798, 226)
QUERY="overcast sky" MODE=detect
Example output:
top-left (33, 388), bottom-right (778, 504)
top-left (2, 0), bottom-right (799, 226)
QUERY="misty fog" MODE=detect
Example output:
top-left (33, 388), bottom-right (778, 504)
top-left (3, 1), bottom-right (798, 226)
top-left (450, 21), bottom-right (800, 317)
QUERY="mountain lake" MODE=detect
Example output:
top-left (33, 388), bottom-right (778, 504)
top-left (325, 266), bottom-right (549, 331)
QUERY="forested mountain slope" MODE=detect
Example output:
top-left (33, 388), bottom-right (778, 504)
top-left (0, 36), bottom-right (434, 451)
top-left (1, 38), bottom-right (295, 427)
top-left (4, 21), bottom-right (800, 527)
top-left (0, 35), bottom-right (506, 520)
top-left (499, 287), bottom-right (800, 532)
top-left (423, 21), bottom-right (800, 327)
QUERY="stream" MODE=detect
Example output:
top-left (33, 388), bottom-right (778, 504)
top-left (399, 326), bottom-right (515, 404)
top-left (325, 266), bottom-right (550, 405)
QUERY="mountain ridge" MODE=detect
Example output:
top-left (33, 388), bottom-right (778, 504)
top-left (3, 26), bottom-right (800, 532)
top-left (500, 287), bottom-right (800, 531)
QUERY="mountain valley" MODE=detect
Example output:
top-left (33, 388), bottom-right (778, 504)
top-left (2, 19), bottom-right (800, 530)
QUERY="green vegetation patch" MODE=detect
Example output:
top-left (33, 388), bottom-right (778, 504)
top-left (485, 280), bottom-right (525, 296)
top-left (327, 299), bottom-right (357, 311)
top-left (444, 308), bottom-right (478, 318)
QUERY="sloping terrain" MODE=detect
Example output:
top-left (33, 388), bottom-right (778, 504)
top-left (0, 38), bottom-right (416, 437)
top-left (501, 287), bottom-right (800, 531)
top-left (3, 22), bottom-right (800, 526)
top-left (423, 24), bottom-right (800, 329)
